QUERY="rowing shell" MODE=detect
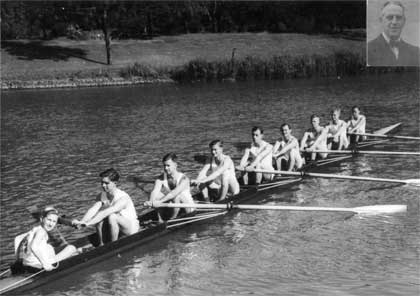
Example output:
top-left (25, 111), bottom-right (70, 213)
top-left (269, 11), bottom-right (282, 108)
top-left (0, 123), bottom-right (401, 295)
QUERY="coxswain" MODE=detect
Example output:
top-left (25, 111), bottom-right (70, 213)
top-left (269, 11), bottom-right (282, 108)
top-left (15, 207), bottom-right (77, 272)
top-left (192, 140), bottom-right (240, 202)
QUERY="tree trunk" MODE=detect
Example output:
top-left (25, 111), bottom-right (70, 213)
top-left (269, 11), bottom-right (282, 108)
top-left (102, 8), bottom-right (111, 65)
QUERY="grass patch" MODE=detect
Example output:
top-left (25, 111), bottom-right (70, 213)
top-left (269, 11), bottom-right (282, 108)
top-left (170, 50), bottom-right (365, 82)
top-left (1, 33), bottom-right (416, 88)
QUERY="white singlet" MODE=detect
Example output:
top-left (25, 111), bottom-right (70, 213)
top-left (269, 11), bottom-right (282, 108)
top-left (162, 173), bottom-right (194, 204)
top-left (21, 226), bottom-right (56, 269)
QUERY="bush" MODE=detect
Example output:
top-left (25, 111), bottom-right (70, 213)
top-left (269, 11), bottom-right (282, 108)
top-left (120, 63), bottom-right (158, 79)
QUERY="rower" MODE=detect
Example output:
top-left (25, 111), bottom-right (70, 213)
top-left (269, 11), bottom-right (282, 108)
top-left (145, 153), bottom-right (195, 222)
top-left (15, 207), bottom-right (77, 272)
top-left (300, 114), bottom-right (329, 161)
top-left (326, 108), bottom-right (349, 150)
top-left (192, 140), bottom-right (240, 202)
top-left (72, 168), bottom-right (139, 246)
top-left (273, 123), bottom-right (304, 171)
top-left (237, 126), bottom-right (274, 184)
top-left (347, 105), bottom-right (367, 145)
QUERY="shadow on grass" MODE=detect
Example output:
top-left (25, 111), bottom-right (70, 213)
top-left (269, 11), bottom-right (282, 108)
top-left (1, 40), bottom-right (107, 65)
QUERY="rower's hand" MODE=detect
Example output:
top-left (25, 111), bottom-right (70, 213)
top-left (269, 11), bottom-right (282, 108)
top-left (244, 166), bottom-right (255, 172)
top-left (43, 263), bottom-right (54, 271)
top-left (235, 165), bottom-right (244, 171)
top-left (144, 201), bottom-right (152, 207)
top-left (191, 179), bottom-right (199, 186)
top-left (72, 219), bottom-right (86, 229)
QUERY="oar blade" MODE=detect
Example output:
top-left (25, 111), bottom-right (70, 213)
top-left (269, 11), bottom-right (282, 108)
top-left (405, 179), bottom-right (420, 187)
top-left (353, 204), bottom-right (407, 215)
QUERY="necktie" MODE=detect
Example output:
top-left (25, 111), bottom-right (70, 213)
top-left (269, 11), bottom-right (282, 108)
top-left (389, 40), bottom-right (400, 48)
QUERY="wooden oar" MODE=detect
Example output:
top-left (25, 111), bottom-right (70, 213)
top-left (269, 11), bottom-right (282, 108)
top-left (348, 132), bottom-right (420, 141)
top-left (307, 150), bottom-right (420, 156)
top-left (151, 202), bottom-right (407, 215)
top-left (0, 269), bottom-right (44, 294)
top-left (240, 169), bottom-right (420, 187)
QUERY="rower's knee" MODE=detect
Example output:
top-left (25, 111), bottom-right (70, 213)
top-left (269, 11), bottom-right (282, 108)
top-left (107, 213), bottom-right (118, 225)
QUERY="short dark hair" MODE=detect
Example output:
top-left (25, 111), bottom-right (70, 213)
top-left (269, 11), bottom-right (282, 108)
top-left (310, 114), bottom-right (319, 121)
top-left (351, 105), bottom-right (360, 111)
top-left (280, 123), bottom-right (290, 130)
top-left (252, 126), bottom-right (263, 134)
top-left (209, 139), bottom-right (223, 148)
top-left (99, 168), bottom-right (120, 182)
top-left (162, 153), bottom-right (177, 163)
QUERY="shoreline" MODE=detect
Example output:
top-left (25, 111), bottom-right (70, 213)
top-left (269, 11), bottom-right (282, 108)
top-left (1, 76), bottom-right (174, 90)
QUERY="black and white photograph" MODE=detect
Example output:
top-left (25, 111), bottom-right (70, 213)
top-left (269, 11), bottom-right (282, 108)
top-left (1, 1), bottom-right (419, 295)
top-left (367, 0), bottom-right (420, 66)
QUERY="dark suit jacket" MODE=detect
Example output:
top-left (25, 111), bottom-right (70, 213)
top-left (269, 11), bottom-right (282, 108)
top-left (367, 34), bottom-right (420, 66)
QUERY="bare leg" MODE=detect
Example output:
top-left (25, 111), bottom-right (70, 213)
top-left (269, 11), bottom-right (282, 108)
top-left (275, 157), bottom-right (283, 171)
top-left (198, 183), bottom-right (210, 201)
top-left (339, 133), bottom-right (349, 150)
top-left (108, 213), bottom-right (138, 241)
top-left (219, 175), bottom-right (231, 200)
top-left (288, 156), bottom-right (295, 171)
top-left (96, 220), bottom-right (104, 246)
top-left (255, 172), bottom-right (262, 184)
top-left (242, 172), bottom-right (249, 185)
top-left (150, 191), bottom-right (165, 223)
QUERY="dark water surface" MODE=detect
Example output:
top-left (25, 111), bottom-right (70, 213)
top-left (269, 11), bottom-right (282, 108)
top-left (1, 73), bottom-right (419, 295)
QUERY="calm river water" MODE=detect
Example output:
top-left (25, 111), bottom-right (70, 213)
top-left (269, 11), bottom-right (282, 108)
top-left (1, 73), bottom-right (419, 296)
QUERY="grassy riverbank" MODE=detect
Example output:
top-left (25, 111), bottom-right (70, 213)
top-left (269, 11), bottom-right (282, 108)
top-left (0, 32), bottom-right (383, 89)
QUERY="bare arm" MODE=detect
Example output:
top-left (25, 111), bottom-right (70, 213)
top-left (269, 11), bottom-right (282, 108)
top-left (348, 116), bottom-right (366, 133)
top-left (150, 179), bottom-right (163, 201)
top-left (300, 132), bottom-right (309, 150)
top-left (86, 197), bottom-right (128, 226)
top-left (30, 229), bottom-right (54, 270)
top-left (238, 148), bottom-right (250, 168)
top-left (199, 157), bottom-right (233, 183)
top-left (160, 175), bottom-right (190, 203)
top-left (80, 199), bottom-right (102, 223)
top-left (196, 163), bottom-right (210, 180)
top-left (336, 121), bottom-right (348, 135)
top-left (249, 144), bottom-right (271, 167)
top-left (272, 141), bottom-right (281, 156)
top-left (274, 139), bottom-right (298, 157)
top-left (309, 128), bottom-right (328, 149)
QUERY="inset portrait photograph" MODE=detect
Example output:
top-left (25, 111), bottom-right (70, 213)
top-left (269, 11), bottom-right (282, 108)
top-left (367, 0), bottom-right (420, 66)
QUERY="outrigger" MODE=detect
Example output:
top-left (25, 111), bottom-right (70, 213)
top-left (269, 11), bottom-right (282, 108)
top-left (0, 122), bottom-right (411, 295)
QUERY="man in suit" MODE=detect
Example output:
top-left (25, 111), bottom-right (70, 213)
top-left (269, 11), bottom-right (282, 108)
top-left (367, 1), bottom-right (420, 66)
